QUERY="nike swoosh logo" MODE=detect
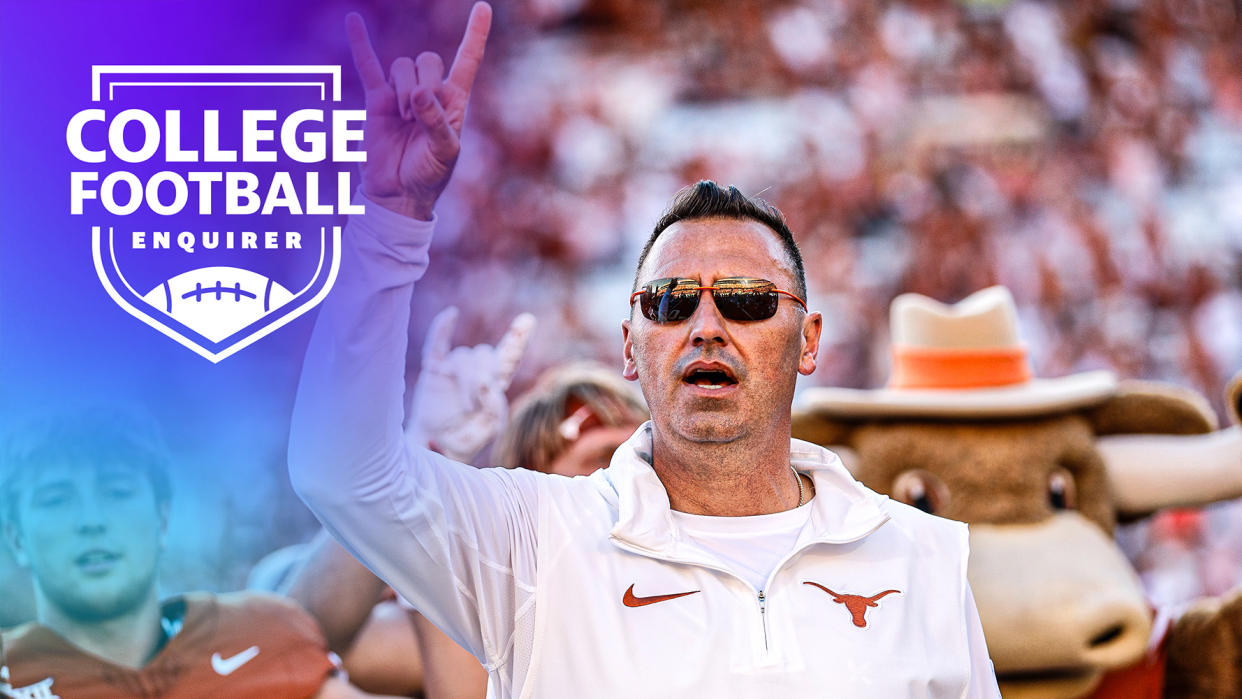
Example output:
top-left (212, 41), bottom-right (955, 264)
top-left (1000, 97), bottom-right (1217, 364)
top-left (623, 583), bottom-right (700, 607)
top-left (211, 645), bottom-right (260, 676)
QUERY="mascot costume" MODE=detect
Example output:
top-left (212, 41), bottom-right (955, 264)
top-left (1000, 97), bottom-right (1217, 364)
top-left (794, 286), bottom-right (1242, 698)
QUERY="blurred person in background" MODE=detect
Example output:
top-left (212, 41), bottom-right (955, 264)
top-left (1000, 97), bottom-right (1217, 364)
top-left (493, 362), bottom-right (649, 476)
top-left (0, 409), bottom-right (388, 698)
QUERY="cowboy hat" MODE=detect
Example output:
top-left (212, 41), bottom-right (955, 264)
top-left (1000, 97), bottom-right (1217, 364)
top-left (800, 286), bottom-right (1117, 418)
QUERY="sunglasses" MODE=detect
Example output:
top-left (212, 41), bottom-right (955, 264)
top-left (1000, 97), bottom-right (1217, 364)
top-left (629, 277), bottom-right (807, 323)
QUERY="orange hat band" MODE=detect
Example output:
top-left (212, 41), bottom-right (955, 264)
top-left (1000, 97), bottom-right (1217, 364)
top-left (889, 345), bottom-right (1032, 390)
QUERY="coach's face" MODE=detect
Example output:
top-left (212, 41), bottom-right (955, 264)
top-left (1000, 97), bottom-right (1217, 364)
top-left (623, 218), bottom-right (821, 445)
top-left (7, 461), bottom-right (165, 623)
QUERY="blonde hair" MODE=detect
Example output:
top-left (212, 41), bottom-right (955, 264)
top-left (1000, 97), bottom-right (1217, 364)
top-left (494, 363), bottom-right (647, 472)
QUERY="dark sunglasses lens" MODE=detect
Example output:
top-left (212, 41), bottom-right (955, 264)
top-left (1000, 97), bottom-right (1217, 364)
top-left (714, 287), bottom-right (779, 320)
top-left (641, 281), bottom-right (699, 323)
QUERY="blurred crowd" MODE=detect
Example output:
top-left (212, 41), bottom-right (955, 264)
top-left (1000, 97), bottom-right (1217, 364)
top-left (5, 0), bottom-right (1242, 696)
top-left (404, 0), bottom-right (1242, 422)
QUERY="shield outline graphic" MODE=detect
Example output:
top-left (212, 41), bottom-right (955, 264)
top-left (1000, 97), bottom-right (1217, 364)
top-left (93, 225), bottom-right (341, 363)
top-left (83, 64), bottom-right (349, 362)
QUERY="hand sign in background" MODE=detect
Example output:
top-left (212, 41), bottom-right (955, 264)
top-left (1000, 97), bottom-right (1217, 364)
top-left (408, 308), bottom-right (537, 464)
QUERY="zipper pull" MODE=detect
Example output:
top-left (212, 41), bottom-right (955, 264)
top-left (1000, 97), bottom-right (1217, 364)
top-left (758, 590), bottom-right (771, 651)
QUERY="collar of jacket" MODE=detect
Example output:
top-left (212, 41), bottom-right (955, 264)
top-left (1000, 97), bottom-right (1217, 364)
top-left (602, 423), bottom-right (891, 560)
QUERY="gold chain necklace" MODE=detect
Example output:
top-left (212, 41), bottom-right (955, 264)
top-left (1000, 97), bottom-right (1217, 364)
top-left (792, 464), bottom-right (805, 507)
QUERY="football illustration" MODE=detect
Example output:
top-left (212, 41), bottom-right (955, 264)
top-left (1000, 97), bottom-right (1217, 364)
top-left (143, 266), bottom-right (295, 343)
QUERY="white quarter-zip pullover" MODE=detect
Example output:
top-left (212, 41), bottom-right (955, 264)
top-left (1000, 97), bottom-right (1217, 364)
top-left (289, 199), bottom-right (1001, 698)
top-left (672, 499), bottom-right (812, 590)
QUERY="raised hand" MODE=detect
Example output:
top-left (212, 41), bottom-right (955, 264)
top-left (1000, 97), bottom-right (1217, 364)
top-left (345, 2), bottom-right (492, 219)
top-left (408, 308), bottom-right (536, 464)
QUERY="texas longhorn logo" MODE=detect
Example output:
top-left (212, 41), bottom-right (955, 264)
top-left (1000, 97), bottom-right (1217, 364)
top-left (803, 582), bottom-right (901, 629)
top-left (68, 66), bottom-right (360, 361)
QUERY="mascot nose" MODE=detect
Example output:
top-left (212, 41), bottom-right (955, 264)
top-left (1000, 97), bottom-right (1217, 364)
top-left (968, 514), bottom-right (1152, 675)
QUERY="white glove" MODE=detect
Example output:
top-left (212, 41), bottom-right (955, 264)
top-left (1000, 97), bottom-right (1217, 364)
top-left (407, 307), bottom-right (536, 463)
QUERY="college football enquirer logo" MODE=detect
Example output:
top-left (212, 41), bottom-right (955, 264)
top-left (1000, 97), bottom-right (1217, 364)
top-left (68, 66), bottom-right (358, 361)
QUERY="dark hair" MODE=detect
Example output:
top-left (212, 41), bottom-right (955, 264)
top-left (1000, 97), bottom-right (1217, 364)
top-left (2, 407), bottom-right (173, 529)
top-left (632, 180), bottom-right (807, 299)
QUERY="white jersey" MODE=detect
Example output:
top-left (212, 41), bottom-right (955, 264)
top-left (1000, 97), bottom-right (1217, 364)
top-left (289, 199), bottom-right (1001, 698)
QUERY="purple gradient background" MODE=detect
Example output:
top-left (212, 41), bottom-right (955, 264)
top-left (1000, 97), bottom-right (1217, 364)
top-left (0, 0), bottom-right (384, 429)
top-left (0, 0), bottom-right (466, 597)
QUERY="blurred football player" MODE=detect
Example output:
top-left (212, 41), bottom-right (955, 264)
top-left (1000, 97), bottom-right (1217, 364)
top-left (0, 409), bottom-right (385, 698)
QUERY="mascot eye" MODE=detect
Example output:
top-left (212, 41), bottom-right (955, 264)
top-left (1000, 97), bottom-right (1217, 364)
top-left (892, 470), bottom-right (949, 515)
top-left (1048, 469), bottom-right (1076, 511)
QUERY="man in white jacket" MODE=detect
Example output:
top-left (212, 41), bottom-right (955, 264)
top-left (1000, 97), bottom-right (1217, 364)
top-left (290, 4), bottom-right (1001, 697)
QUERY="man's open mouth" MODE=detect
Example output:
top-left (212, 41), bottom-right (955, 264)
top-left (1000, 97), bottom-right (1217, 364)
top-left (682, 363), bottom-right (739, 390)
top-left (75, 549), bottom-right (121, 574)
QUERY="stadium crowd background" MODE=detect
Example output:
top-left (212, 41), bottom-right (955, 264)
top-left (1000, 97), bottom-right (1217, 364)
top-left (404, 0), bottom-right (1242, 405)
top-left (4, 0), bottom-right (1242, 688)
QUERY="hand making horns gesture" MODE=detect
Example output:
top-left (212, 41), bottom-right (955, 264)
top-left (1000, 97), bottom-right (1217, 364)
top-left (345, 2), bottom-right (492, 219)
top-left (408, 308), bottom-right (537, 464)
